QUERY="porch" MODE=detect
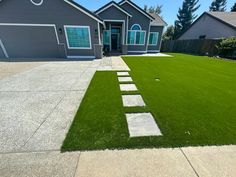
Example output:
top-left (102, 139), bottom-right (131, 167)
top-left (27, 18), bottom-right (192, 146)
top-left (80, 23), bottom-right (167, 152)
top-left (102, 20), bottom-right (128, 55)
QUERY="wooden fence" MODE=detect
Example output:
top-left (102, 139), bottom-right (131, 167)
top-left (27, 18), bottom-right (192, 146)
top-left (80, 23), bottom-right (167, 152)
top-left (161, 39), bottom-right (221, 56)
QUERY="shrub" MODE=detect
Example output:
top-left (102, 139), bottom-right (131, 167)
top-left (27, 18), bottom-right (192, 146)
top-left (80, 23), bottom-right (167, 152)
top-left (216, 37), bottom-right (236, 58)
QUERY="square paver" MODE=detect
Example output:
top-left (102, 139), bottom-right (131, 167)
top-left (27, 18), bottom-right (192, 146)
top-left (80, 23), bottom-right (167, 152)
top-left (118, 77), bottom-right (133, 82)
top-left (117, 72), bottom-right (129, 76)
top-left (122, 95), bottom-right (145, 107)
top-left (125, 113), bottom-right (162, 137)
top-left (119, 84), bottom-right (137, 91)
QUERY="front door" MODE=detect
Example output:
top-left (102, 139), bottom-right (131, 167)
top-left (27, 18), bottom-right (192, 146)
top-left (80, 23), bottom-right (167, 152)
top-left (111, 26), bottom-right (121, 52)
top-left (111, 34), bottom-right (118, 50)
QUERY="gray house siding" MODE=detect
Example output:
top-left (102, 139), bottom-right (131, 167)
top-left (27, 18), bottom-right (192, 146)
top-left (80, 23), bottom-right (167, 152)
top-left (96, 5), bottom-right (128, 44)
top-left (179, 14), bottom-right (236, 40)
top-left (120, 2), bottom-right (151, 53)
top-left (0, 49), bottom-right (4, 58)
top-left (148, 26), bottom-right (164, 52)
top-left (97, 6), bottom-right (128, 21)
top-left (0, 0), bottom-right (101, 58)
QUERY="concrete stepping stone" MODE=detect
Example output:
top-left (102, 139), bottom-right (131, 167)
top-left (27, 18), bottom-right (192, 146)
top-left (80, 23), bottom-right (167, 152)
top-left (118, 77), bottom-right (133, 82)
top-left (122, 95), bottom-right (145, 107)
top-left (120, 84), bottom-right (137, 91)
top-left (117, 72), bottom-right (129, 76)
top-left (125, 113), bottom-right (162, 137)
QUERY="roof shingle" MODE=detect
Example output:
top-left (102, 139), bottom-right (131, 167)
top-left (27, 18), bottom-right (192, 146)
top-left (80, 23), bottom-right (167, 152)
top-left (149, 13), bottom-right (167, 26)
top-left (206, 12), bottom-right (236, 28)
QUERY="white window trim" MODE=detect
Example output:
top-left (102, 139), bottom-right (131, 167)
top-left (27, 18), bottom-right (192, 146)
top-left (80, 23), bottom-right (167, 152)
top-left (146, 21), bottom-right (151, 51)
top-left (127, 30), bottom-right (146, 46)
top-left (131, 24), bottom-right (142, 30)
top-left (148, 32), bottom-right (159, 46)
top-left (31, 0), bottom-right (44, 6)
top-left (64, 25), bottom-right (92, 50)
top-left (97, 22), bottom-right (101, 45)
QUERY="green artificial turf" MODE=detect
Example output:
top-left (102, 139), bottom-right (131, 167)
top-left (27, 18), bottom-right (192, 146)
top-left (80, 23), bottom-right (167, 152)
top-left (62, 53), bottom-right (236, 151)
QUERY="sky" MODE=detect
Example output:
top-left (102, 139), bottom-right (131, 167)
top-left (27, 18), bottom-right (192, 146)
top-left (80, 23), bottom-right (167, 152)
top-left (75, 0), bottom-right (235, 26)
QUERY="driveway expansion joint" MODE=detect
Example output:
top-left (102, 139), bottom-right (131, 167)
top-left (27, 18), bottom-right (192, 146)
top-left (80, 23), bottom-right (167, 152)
top-left (19, 92), bottom-right (67, 150)
top-left (180, 148), bottom-right (200, 177)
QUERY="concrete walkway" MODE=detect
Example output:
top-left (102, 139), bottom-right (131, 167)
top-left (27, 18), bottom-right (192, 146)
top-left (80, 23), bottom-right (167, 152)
top-left (124, 53), bottom-right (172, 57)
top-left (97, 56), bottom-right (130, 71)
top-left (1, 57), bottom-right (236, 177)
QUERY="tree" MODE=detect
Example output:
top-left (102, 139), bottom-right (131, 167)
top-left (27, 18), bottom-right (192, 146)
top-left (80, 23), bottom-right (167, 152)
top-left (144, 5), bottom-right (148, 12)
top-left (144, 5), bottom-right (163, 15)
top-left (209, 0), bottom-right (227, 11)
top-left (174, 0), bottom-right (200, 39)
top-left (163, 25), bottom-right (175, 40)
top-left (231, 2), bottom-right (236, 11)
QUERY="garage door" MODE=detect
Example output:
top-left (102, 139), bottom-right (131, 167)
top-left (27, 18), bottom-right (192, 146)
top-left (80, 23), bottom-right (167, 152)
top-left (0, 25), bottom-right (65, 58)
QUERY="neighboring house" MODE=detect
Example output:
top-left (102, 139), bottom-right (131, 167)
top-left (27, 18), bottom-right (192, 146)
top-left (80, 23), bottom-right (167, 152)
top-left (0, 0), bottom-right (166, 59)
top-left (178, 12), bottom-right (236, 40)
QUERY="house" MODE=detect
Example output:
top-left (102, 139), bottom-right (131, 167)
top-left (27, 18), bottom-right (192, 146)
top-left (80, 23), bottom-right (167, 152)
top-left (0, 0), bottom-right (104, 59)
top-left (0, 0), bottom-right (166, 59)
top-left (178, 12), bottom-right (236, 40)
top-left (95, 0), bottom-right (167, 54)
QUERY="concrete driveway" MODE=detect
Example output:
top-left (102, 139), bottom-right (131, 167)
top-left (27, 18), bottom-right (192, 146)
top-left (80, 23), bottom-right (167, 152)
top-left (0, 60), bottom-right (100, 153)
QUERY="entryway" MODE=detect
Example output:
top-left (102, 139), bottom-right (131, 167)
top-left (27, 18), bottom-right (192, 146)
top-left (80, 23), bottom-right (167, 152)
top-left (111, 26), bottom-right (121, 51)
top-left (103, 21), bottom-right (124, 55)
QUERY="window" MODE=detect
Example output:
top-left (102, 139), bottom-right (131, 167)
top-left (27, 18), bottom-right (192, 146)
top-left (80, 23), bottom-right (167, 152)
top-left (128, 30), bottom-right (146, 45)
top-left (136, 31), bottom-right (145, 44)
top-left (199, 35), bottom-right (206, 39)
top-left (64, 26), bottom-right (91, 49)
top-left (128, 24), bottom-right (145, 45)
top-left (131, 24), bottom-right (141, 31)
top-left (111, 28), bottom-right (121, 34)
top-left (103, 30), bottom-right (110, 45)
top-left (128, 31), bottom-right (135, 44)
top-left (149, 32), bottom-right (159, 45)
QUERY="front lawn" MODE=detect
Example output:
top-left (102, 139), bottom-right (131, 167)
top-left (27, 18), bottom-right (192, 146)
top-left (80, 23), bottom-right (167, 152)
top-left (62, 53), bottom-right (236, 151)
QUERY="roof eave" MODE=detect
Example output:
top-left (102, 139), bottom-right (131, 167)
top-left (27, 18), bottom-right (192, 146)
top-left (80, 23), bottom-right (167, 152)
top-left (95, 1), bottom-right (132, 17)
top-left (118, 0), bottom-right (155, 21)
top-left (64, 0), bottom-right (104, 24)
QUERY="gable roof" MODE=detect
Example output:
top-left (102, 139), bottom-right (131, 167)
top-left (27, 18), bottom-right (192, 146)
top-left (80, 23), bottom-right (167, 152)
top-left (149, 13), bottom-right (167, 26)
top-left (64, 0), bottom-right (103, 24)
top-left (206, 12), bottom-right (236, 29)
top-left (118, 0), bottom-right (155, 20)
top-left (94, 1), bottom-right (132, 17)
top-left (178, 12), bottom-right (236, 39)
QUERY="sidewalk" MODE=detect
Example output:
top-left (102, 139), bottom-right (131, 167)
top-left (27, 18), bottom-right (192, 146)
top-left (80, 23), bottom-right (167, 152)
top-left (1, 146), bottom-right (236, 177)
